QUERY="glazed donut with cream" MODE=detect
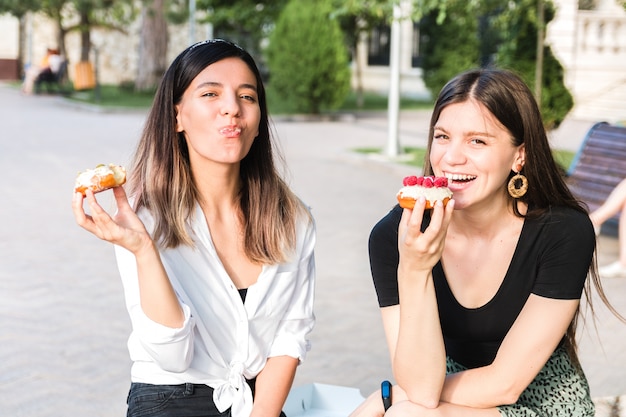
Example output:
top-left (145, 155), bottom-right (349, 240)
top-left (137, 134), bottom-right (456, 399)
top-left (397, 175), bottom-right (453, 209)
top-left (75, 163), bottom-right (127, 195)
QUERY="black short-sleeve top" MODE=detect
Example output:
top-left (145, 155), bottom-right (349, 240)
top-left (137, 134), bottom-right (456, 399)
top-left (369, 204), bottom-right (595, 369)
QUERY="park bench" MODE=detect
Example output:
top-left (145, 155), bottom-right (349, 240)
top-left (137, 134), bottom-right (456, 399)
top-left (34, 59), bottom-right (70, 95)
top-left (566, 122), bottom-right (626, 237)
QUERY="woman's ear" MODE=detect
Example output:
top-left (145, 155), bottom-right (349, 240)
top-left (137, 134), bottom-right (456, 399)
top-left (513, 145), bottom-right (526, 171)
top-left (175, 105), bottom-right (184, 132)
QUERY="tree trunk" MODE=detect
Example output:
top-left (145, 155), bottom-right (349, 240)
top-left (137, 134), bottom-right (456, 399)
top-left (79, 11), bottom-right (91, 62)
top-left (354, 44), bottom-right (364, 109)
top-left (18, 15), bottom-right (26, 78)
top-left (135, 0), bottom-right (168, 92)
top-left (58, 25), bottom-right (68, 61)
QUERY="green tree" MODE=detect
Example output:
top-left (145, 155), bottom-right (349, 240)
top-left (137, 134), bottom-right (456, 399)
top-left (495, 0), bottom-right (573, 128)
top-left (415, 0), bottom-right (572, 128)
top-left (415, 0), bottom-right (508, 96)
top-left (266, 0), bottom-right (351, 114)
top-left (419, 2), bottom-right (482, 97)
top-left (0, 0), bottom-right (38, 18)
top-left (197, 0), bottom-right (289, 73)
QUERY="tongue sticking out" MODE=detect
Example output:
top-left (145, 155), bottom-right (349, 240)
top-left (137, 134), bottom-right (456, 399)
top-left (220, 127), bottom-right (241, 137)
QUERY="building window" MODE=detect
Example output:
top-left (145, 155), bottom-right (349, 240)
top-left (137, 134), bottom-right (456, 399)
top-left (411, 22), bottom-right (423, 68)
top-left (367, 25), bottom-right (391, 66)
top-left (367, 22), bottom-right (425, 68)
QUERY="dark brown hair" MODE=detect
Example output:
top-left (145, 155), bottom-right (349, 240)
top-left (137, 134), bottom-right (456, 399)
top-left (423, 68), bottom-right (623, 365)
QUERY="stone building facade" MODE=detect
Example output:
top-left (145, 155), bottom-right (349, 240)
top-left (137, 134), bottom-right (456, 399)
top-left (548, 0), bottom-right (626, 121)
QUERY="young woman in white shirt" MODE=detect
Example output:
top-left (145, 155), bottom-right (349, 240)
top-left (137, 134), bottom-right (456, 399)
top-left (72, 39), bottom-right (316, 417)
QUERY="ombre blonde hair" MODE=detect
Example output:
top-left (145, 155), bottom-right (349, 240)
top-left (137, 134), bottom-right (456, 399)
top-left (127, 39), bottom-right (310, 264)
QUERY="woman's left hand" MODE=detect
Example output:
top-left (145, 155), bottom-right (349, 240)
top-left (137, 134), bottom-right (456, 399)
top-left (349, 389), bottom-right (385, 417)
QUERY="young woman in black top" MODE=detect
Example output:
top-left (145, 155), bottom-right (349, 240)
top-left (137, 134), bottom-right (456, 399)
top-left (350, 68), bottom-right (622, 417)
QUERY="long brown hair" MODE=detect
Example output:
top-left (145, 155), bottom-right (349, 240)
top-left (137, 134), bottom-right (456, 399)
top-left (423, 68), bottom-right (623, 365)
top-left (128, 39), bottom-right (310, 264)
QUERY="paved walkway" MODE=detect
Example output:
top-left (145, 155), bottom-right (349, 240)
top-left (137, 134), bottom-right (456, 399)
top-left (0, 84), bottom-right (624, 416)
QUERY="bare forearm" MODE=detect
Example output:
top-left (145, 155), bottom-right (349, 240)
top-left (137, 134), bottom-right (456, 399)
top-left (440, 366), bottom-right (516, 408)
top-left (135, 241), bottom-right (184, 328)
top-left (394, 268), bottom-right (446, 408)
top-left (251, 356), bottom-right (298, 417)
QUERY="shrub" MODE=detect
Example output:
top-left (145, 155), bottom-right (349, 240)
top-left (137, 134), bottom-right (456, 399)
top-left (418, 0), bottom-right (573, 129)
top-left (266, 0), bottom-right (351, 114)
top-left (420, 5), bottom-right (481, 97)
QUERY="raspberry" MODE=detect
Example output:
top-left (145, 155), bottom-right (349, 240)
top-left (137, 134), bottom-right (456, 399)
top-left (415, 176), bottom-right (424, 186)
top-left (422, 177), bottom-right (434, 188)
top-left (403, 175), bottom-right (418, 186)
top-left (434, 177), bottom-right (448, 187)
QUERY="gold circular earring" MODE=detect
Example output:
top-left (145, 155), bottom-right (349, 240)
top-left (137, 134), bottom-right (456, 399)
top-left (508, 166), bottom-right (528, 199)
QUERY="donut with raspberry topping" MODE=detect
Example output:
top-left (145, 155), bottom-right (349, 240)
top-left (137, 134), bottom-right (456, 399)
top-left (397, 175), bottom-right (453, 209)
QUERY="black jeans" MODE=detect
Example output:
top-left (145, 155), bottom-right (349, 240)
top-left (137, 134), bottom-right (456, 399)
top-left (126, 381), bottom-right (287, 417)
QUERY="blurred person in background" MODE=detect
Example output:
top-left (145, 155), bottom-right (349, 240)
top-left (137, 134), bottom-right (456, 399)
top-left (590, 177), bottom-right (626, 278)
top-left (22, 47), bottom-right (62, 94)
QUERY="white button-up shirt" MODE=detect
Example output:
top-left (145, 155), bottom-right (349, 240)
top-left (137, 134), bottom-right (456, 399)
top-left (115, 204), bottom-right (316, 417)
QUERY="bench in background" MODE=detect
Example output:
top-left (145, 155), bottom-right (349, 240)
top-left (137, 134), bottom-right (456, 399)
top-left (566, 122), bottom-right (626, 237)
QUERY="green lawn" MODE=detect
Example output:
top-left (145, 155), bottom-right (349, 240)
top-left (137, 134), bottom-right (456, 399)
top-left (67, 85), bottom-right (157, 108)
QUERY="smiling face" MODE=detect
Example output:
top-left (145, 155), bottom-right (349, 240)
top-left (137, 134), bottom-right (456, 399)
top-left (175, 57), bottom-right (261, 170)
top-left (429, 99), bottom-right (525, 211)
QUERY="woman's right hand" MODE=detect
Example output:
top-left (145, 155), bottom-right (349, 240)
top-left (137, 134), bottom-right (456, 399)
top-left (398, 197), bottom-right (454, 275)
top-left (72, 186), bottom-right (152, 254)
top-left (74, 186), bottom-right (186, 329)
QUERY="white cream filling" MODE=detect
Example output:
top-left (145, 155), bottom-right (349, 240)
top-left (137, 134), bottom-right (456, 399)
top-left (75, 164), bottom-right (125, 188)
top-left (397, 185), bottom-right (453, 202)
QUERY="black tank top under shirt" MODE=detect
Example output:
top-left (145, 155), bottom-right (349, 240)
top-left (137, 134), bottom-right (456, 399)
top-left (369, 204), bottom-right (594, 368)
top-left (238, 288), bottom-right (248, 303)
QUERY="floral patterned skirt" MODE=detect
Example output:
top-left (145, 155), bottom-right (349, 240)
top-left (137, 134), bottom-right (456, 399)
top-left (446, 346), bottom-right (595, 417)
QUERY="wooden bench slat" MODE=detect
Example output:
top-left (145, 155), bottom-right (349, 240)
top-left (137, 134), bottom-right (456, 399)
top-left (566, 122), bottom-right (626, 237)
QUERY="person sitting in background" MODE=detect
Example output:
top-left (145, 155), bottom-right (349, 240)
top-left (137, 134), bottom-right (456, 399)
top-left (34, 50), bottom-right (64, 93)
top-left (590, 177), bottom-right (626, 278)
top-left (22, 47), bottom-right (60, 94)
